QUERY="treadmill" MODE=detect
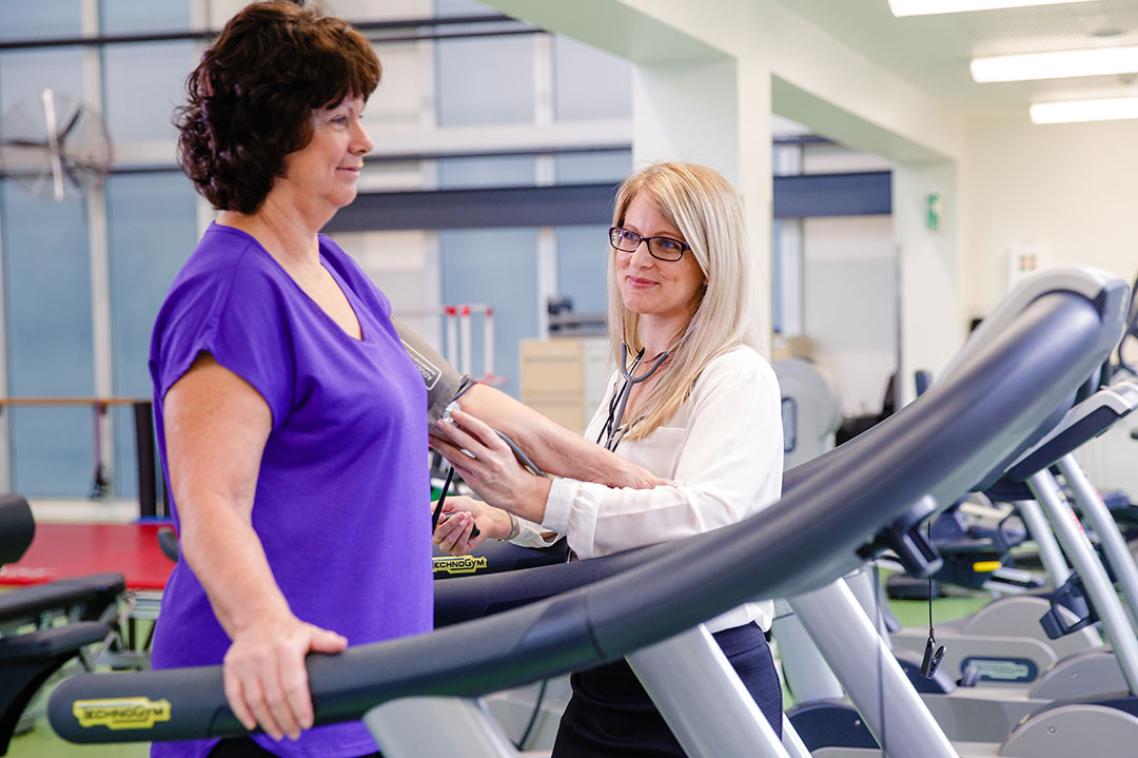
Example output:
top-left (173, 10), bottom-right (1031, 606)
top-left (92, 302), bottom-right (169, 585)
top-left (46, 267), bottom-right (1128, 758)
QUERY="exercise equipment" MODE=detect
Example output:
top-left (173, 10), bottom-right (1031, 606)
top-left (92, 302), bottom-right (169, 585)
top-left (890, 379), bottom-right (1138, 687)
top-left (774, 357), bottom-right (841, 470)
top-left (0, 495), bottom-right (128, 755)
top-left (790, 272), bottom-right (1138, 754)
top-left (44, 267), bottom-right (1125, 758)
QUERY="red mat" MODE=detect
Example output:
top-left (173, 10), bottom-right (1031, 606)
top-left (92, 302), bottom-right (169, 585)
top-left (0, 522), bottom-right (174, 591)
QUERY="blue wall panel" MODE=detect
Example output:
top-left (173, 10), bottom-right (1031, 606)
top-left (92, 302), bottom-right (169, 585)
top-left (440, 228), bottom-right (538, 397)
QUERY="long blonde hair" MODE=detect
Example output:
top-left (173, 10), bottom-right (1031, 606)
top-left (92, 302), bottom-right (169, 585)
top-left (607, 162), bottom-right (763, 441)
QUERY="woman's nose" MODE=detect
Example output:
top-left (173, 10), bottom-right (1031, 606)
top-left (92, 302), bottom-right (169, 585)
top-left (628, 240), bottom-right (655, 268)
top-left (352, 119), bottom-right (374, 155)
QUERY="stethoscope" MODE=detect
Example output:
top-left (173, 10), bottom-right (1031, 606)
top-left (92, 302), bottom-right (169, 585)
top-left (597, 341), bottom-right (673, 452)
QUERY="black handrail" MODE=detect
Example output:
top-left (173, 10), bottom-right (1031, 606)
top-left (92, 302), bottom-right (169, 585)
top-left (0, 14), bottom-right (524, 51)
top-left (48, 280), bottom-right (1127, 744)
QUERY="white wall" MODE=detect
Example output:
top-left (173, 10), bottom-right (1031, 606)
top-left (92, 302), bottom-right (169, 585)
top-left (962, 115), bottom-right (1138, 318)
top-left (961, 114), bottom-right (1138, 497)
top-left (803, 216), bottom-right (897, 417)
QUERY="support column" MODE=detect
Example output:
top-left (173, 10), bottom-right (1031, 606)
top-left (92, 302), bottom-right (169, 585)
top-left (892, 162), bottom-right (962, 406)
top-left (83, 0), bottom-right (115, 493)
top-left (633, 58), bottom-right (773, 356)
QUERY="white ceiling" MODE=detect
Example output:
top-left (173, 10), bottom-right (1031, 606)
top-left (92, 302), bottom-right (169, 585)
top-left (770, 0), bottom-right (1138, 114)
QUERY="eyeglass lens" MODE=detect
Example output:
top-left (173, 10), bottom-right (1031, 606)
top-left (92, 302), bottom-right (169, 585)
top-left (609, 227), bottom-right (685, 261)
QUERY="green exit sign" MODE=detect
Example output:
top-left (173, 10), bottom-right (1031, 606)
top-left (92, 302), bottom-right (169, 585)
top-left (926, 193), bottom-right (942, 231)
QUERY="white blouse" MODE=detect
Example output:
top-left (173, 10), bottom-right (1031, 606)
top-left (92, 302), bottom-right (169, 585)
top-left (515, 344), bottom-right (784, 632)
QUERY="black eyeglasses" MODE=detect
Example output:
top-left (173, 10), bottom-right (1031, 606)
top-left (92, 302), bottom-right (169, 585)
top-left (609, 226), bottom-right (690, 262)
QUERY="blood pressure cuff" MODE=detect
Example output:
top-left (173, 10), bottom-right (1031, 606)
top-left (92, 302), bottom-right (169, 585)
top-left (392, 317), bottom-right (469, 426)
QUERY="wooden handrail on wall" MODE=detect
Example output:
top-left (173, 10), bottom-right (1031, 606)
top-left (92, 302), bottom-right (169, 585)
top-left (0, 397), bottom-right (146, 407)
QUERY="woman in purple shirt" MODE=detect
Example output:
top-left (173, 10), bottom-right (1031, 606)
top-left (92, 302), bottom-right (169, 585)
top-left (150, 5), bottom-right (416, 756)
top-left (150, 5), bottom-right (664, 757)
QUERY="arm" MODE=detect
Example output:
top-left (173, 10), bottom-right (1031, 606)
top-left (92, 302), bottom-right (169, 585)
top-left (431, 494), bottom-right (557, 555)
top-left (430, 495), bottom-right (507, 554)
top-left (391, 317), bottom-right (661, 488)
top-left (457, 383), bottom-right (664, 488)
top-left (436, 356), bottom-right (783, 560)
top-left (165, 354), bottom-right (346, 741)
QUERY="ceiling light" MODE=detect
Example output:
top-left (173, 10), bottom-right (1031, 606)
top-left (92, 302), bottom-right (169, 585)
top-left (1030, 97), bottom-right (1138, 124)
top-left (971, 46), bottom-right (1138, 82)
top-left (888, 0), bottom-right (1096, 17)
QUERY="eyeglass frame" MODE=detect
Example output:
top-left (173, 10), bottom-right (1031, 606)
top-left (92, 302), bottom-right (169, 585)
top-left (608, 226), bottom-right (691, 262)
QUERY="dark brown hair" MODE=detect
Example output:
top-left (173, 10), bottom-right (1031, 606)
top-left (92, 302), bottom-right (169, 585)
top-left (175, 2), bottom-right (381, 213)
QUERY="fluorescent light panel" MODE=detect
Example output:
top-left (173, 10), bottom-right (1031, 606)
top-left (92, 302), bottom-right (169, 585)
top-left (1030, 97), bottom-right (1138, 124)
top-left (889, 0), bottom-right (1096, 17)
top-left (972, 46), bottom-right (1138, 82)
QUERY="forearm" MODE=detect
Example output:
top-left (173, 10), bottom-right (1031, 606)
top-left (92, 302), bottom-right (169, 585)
top-left (543, 478), bottom-right (740, 559)
top-left (179, 495), bottom-right (291, 638)
top-left (460, 384), bottom-right (627, 483)
top-left (514, 476), bottom-right (553, 524)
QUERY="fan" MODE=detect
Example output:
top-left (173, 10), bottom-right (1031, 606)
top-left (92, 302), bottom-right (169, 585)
top-left (0, 89), bottom-right (113, 202)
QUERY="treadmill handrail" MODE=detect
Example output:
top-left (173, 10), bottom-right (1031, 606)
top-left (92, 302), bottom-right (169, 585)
top-left (1005, 379), bottom-right (1138, 480)
top-left (940, 266), bottom-right (1123, 383)
top-left (48, 279), bottom-right (1127, 745)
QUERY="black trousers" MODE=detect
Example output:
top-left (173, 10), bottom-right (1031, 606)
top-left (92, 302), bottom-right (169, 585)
top-left (552, 623), bottom-right (783, 757)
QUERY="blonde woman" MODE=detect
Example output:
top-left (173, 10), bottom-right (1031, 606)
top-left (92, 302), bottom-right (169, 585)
top-left (432, 162), bottom-right (784, 754)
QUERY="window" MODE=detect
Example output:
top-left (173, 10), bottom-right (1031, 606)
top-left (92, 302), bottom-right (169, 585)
top-left (554, 225), bottom-right (609, 315)
top-left (105, 172), bottom-right (198, 497)
top-left (1, 184), bottom-right (95, 496)
top-left (440, 228), bottom-right (539, 397)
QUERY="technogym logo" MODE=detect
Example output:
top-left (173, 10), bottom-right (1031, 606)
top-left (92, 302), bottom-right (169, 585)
top-left (73, 697), bottom-right (172, 730)
top-left (433, 555), bottom-right (488, 575)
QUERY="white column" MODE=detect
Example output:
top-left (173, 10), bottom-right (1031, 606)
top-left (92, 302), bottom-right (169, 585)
top-left (534, 33), bottom-right (557, 340)
top-left (537, 228), bottom-right (557, 339)
top-left (82, 0), bottom-right (115, 492)
top-left (737, 61), bottom-right (775, 359)
top-left (0, 182), bottom-right (9, 492)
top-left (892, 161), bottom-right (962, 406)
top-left (632, 57), bottom-right (773, 357)
top-left (419, 22), bottom-right (440, 190)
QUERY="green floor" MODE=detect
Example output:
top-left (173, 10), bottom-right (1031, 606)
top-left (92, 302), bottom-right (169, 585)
top-left (8, 717), bottom-right (150, 758)
top-left (8, 588), bottom-right (991, 756)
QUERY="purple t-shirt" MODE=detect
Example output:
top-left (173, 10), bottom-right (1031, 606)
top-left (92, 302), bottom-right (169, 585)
top-left (148, 223), bottom-right (432, 757)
